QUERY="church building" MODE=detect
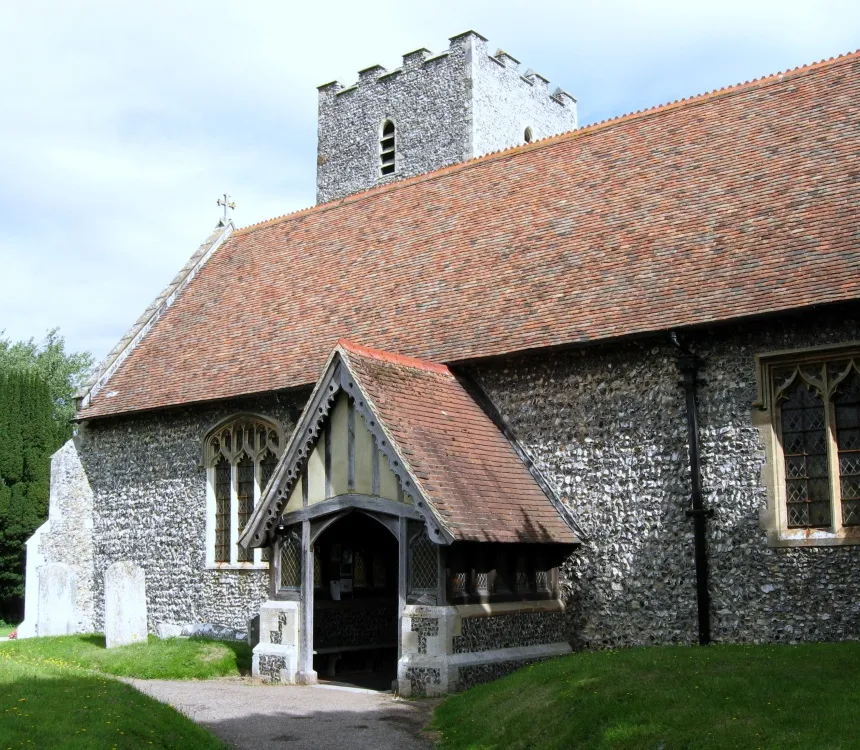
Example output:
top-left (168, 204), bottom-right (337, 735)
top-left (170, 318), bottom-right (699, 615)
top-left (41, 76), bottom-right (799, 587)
top-left (21, 31), bottom-right (860, 696)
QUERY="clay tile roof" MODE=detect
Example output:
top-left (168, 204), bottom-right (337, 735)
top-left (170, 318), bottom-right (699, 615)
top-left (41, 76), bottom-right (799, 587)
top-left (305, 340), bottom-right (579, 544)
top-left (80, 51), bottom-right (860, 419)
top-left (339, 340), bottom-right (579, 543)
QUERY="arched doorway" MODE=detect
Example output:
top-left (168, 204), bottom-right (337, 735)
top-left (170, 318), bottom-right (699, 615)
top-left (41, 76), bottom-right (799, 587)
top-left (312, 511), bottom-right (399, 689)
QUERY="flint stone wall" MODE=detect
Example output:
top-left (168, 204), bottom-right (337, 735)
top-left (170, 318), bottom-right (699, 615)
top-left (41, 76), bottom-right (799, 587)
top-left (473, 307), bottom-right (860, 648)
top-left (316, 35), bottom-right (472, 204)
top-left (74, 392), bottom-right (303, 632)
top-left (452, 610), bottom-right (567, 654)
top-left (316, 32), bottom-right (575, 204)
top-left (471, 45), bottom-right (576, 157)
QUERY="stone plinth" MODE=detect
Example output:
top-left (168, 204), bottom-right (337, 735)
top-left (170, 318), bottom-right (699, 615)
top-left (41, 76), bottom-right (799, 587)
top-left (104, 561), bottom-right (148, 648)
top-left (397, 601), bottom-right (572, 696)
top-left (37, 562), bottom-right (77, 636)
top-left (252, 600), bottom-right (301, 683)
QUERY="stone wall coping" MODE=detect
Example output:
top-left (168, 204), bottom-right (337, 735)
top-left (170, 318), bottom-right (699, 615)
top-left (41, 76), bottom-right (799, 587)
top-left (449, 641), bottom-right (571, 666)
top-left (401, 641), bottom-right (571, 670)
top-left (455, 599), bottom-right (565, 618)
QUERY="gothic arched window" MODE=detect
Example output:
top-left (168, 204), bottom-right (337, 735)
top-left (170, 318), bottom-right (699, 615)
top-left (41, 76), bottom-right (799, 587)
top-left (206, 415), bottom-right (283, 566)
top-left (380, 120), bottom-right (396, 176)
top-left (763, 352), bottom-right (860, 542)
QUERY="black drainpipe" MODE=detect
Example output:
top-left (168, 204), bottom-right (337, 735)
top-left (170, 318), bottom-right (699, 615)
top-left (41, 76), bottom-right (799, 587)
top-left (670, 332), bottom-right (713, 646)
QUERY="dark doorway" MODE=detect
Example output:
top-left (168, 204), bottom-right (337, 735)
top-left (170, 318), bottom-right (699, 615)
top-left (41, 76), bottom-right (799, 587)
top-left (312, 512), bottom-right (399, 690)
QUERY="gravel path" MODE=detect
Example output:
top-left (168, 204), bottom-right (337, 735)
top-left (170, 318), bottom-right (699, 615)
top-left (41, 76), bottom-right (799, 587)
top-left (128, 678), bottom-right (435, 749)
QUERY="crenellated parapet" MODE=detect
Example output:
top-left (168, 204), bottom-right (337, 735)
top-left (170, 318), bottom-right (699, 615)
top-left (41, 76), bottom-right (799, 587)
top-left (318, 31), bottom-right (575, 112)
top-left (315, 30), bottom-right (577, 203)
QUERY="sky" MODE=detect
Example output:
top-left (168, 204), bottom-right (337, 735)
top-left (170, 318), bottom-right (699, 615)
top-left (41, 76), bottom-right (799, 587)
top-left (1, 0), bottom-right (858, 364)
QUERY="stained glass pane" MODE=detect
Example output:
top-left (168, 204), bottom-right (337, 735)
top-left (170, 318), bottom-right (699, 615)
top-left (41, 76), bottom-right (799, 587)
top-left (214, 456), bottom-right (232, 563)
top-left (280, 532), bottom-right (301, 589)
top-left (781, 382), bottom-right (830, 528)
top-left (236, 456), bottom-right (254, 562)
top-left (314, 546), bottom-right (322, 588)
top-left (835, 371), bottom-right (860, 526)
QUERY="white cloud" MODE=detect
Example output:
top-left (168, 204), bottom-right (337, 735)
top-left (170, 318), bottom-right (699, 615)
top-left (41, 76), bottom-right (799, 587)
top-left (1, 0), bottom-right (858, 360)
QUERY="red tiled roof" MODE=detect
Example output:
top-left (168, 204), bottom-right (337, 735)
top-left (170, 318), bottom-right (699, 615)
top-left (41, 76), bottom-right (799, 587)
top-left (339, 341), bottom-right (578, 543)
top-left (242, 340), bottom-right (579, 545)
top-left (80, 51), bottom-right (860, 419)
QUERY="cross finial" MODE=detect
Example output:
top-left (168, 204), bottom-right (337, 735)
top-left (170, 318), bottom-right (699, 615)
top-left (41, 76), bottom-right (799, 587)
top-left (216, 193), bottom-right (236, 224)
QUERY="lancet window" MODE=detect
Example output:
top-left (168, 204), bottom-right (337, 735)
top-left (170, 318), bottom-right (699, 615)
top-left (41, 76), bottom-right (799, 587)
top-left (206, 416), bottom-right (282, 566)
top-left (766, 351), bottom-right (860, 539)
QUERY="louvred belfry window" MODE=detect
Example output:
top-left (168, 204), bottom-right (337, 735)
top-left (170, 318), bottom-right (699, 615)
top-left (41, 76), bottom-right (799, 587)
top-left (380, 120), bottom-right (396, 176)
top-left (768, 353), bottom-right (860, 538)
top-left (206, 416), bottom-right (283, 566)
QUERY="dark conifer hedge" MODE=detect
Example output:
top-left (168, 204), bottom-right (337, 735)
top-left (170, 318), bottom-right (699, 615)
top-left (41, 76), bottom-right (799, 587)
top-left (0, 370), bottom-right (54, 623)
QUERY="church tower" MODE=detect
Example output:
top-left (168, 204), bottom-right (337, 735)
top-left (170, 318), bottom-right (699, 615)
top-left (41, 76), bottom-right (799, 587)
top-left (316, 30), bottom-right (577, 204)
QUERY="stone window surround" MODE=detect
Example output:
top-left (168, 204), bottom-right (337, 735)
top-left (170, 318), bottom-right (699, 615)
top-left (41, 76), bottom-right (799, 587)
top-left (755, 341), bottom-right (860, 547)
top-left (205, 413), bottom-right (285, 569)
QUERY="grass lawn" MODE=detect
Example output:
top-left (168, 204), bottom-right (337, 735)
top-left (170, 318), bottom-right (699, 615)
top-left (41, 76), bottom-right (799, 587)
top-left (0, 634), bottom-right (251, 679)
top-left (432, 643), bottom-right (860, 749)
top-left (0, 623), bottom-right (15, 639)
top-left (0, 635), bottom-right (251, 749)
top-left (0, 654), bottom-right (226, 749)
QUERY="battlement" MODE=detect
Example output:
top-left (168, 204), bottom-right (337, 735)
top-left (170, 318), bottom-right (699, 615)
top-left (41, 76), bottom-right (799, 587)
top-left (315, 31), bottom-right (578, 203)
top-left (317, 31), bottom-right (575, 112)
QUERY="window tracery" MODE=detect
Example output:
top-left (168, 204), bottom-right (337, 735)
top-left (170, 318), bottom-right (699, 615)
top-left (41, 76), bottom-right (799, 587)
top-left (206, 416), bottom-right (282, 566)
top-left (761, 349), bottom-right (860, 543)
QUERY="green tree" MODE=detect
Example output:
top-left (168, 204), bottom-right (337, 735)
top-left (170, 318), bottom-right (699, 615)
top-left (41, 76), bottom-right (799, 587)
top-left (0, 370), bottom-right (54, 622)
top-left (0, 328), bottom-right (93, 445)
top-left (0, 329), bottom-right (92, 622)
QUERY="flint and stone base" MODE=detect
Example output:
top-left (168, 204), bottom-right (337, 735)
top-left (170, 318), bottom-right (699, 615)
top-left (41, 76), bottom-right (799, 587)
top-left (396, 602), bottom-right (572, 697)
top-left (252, 600), bottom-right (301, 683)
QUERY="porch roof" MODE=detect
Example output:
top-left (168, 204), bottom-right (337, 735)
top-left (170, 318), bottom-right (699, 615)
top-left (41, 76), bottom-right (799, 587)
top-left (241, 340), bottom-right (580, 547)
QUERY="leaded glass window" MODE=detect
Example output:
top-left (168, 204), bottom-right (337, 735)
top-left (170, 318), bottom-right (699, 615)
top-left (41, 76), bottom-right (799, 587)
top-left (780, 382), bottom-right (830, 528)
top-left (515, 554), bottom-right (530, 593)
top-left (408, 523), bottom-right (438, 598)
top-left (764, 353), bottom-right (860, 540)
top-left (835, 371), bottom-right (860, 526)
top-left (236, 456), bottom-right (255, 562)
top-left (280, 531), bottom-right (301, 589)
top-left (206, 416), bottom-right (283, 566)
top-left (214, 456), bottom-right (232, 563)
